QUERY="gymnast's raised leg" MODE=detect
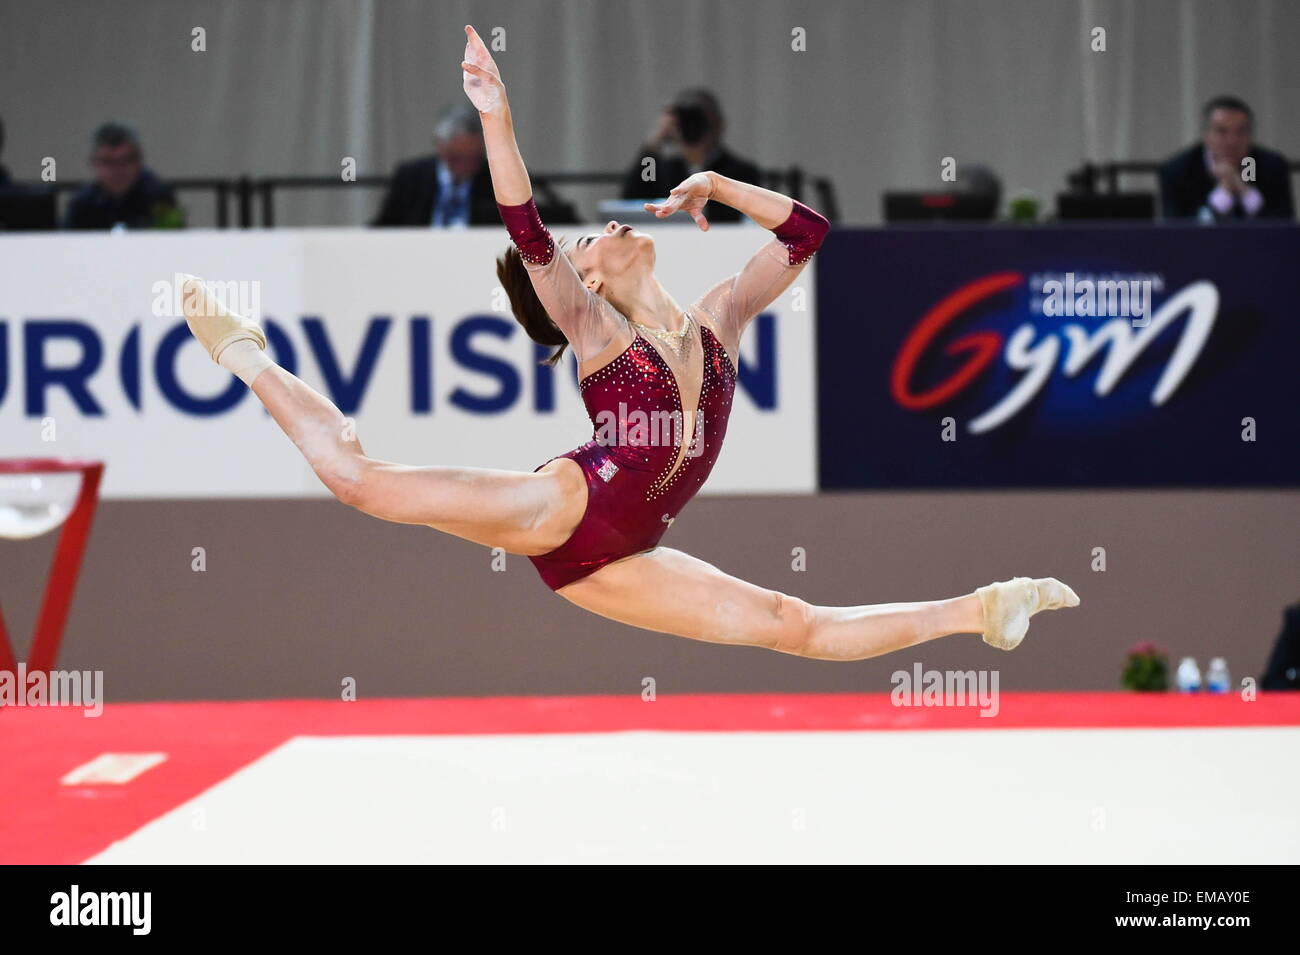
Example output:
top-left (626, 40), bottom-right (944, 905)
top-left (179, 276), bottom-right (587, 556)
top-left (555, 546), bottom-right (1076, 659)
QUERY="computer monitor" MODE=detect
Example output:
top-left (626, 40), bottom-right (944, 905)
top-left (883, 191), bottom-right (998, 223)
top-left (1056, 192), bottom-right (1155, 221)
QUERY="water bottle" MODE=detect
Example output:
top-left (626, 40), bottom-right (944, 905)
top-left (1206, 658), bottom-right (1231, 694)
top-left (1176, 657), bottom-right (1202, 693)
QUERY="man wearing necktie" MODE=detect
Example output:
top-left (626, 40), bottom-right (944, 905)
top-left (431, 159), bottom-right (472, 227)
top-left (373, 103), bottom-right (495, 227)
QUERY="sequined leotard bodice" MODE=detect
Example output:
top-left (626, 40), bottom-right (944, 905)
top-left (528, 315), bottom-right (737, 589)
top-left (497, 196), bottom-right (829, 591)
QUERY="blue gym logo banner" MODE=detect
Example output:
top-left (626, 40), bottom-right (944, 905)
top-left (816, 224), bottom-right (1300, 488)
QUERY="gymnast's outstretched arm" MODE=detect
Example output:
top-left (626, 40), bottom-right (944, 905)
top-left (461, 25), bottom-right (618, 361)
top-left (645, 171), bottom-right (830, 354)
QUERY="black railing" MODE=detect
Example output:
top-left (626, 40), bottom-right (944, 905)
top-left (255, 175), bottom-right (389, 227)
top-left (17, 167), bottom-right (839, 229)
top-left (19, 177), bottom-right (237, 227)
top-left (1068, 159), bottom-right (1300, 194)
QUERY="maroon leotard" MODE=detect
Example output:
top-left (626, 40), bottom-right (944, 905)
top-left (498, 197), bottom-right (829, 590)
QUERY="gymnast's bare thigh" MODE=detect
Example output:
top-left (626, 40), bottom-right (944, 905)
top-left (524, 457), bottom-right (588, 554)
top-left (551, 546), bottom-right (808, 652)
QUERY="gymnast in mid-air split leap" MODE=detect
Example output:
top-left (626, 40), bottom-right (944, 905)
top-left (180, 25), bottom-right (1078, 660)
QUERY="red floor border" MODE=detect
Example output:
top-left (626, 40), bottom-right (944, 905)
top-left (3, 691), bottom-right (1298, 864)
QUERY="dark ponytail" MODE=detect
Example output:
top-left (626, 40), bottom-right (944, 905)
top-left (496, 241), bottom-right (570, 366)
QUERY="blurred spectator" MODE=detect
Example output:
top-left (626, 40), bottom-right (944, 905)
top-left (64, 123), bottom-right (181, 229)
top-left (0, 117), bottom-right (10, 186)
top-left (959, 162), bottom-right (1003, 213)
top-left (0, 117), bottom-right (59, 231)
top-left (620, 89), bottom-right (761, 223)
top-left (373, 103), bottom-right (497, 227)
top-left (1261, 601), bottom-right (1300, 690)
top-left (1158, 95), bottom-right (1294, 221)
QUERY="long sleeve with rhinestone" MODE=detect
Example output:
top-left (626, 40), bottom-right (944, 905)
top-left (497, 197), bottom-right (555, 265)
top-left (771, 200), bottom-right (830, 266)
top-left (694, 200), bottom-right (829, 341)
top-left (497, 197), bottom-right (615, 361)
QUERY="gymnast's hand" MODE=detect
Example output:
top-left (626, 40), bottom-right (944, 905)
top-left (644, 172), bottom-right (716, 231)
top-left (461, 24), bottom-right (506, 114)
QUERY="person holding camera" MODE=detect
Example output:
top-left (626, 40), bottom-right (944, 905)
top-left (620, 89), bottom-right (762, 223)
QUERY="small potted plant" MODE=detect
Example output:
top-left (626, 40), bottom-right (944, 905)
top-left (1122, 640), bottom-right (1170, 691)
top-left (1007, 191), bottom-right (1040, 224)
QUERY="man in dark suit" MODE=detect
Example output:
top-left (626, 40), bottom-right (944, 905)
top-left (373, 103), bottom-right (498, 227)
top-left (64, 123), bottom-right (181, 230)
top-left (621, 89), bottom-right (762, 224)
top-left (1159, 95), bottom-right (1294, 221)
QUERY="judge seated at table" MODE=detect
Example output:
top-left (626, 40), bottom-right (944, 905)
top-left (1158, 95), bottom-right (1294, 222)
top-left (373, 103), bottom-right (497, 227)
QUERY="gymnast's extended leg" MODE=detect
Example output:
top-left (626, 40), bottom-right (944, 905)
top-left (556, 547), bottom-right (1078, 658)
top-left (181, 276), bottom-right (585, 555)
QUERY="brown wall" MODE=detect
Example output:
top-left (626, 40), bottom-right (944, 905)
top-left (3, 491), bottom-right (1296, 701)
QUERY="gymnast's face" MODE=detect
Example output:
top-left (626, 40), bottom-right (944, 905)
top-left (569, 220), bottom-right (655, 296)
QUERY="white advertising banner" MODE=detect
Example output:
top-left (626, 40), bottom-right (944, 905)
top-left (0, 227), bottom-right (816, 499)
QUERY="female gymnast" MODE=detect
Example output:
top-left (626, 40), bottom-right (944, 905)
top-left (180, 25), bottom-right (1078, 661)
